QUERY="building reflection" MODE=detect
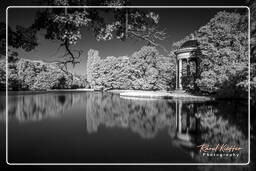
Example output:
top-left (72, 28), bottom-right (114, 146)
top-left (84, 93), bottom-right (248, 162)
top-left (172, 100), bottom-right (198, 148)
top-left (173, 99), bottom-right (248, 163)
top-left (4, 92), bottom-right (248, 163)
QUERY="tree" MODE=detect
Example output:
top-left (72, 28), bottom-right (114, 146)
top-left (172, 11), bottom-right (248, 97)
top-left (86, 49), bottom-right (101, 86)
top-left (19, 0), bottom-right (167, 68)
top-left (6, 57), bottom-right (86, 90)
top-left (129, 46), bottom-right (159, 89)
top-left (248, 0), bottom-right (256, 61)
top-left (71, 74), bottom-right (88, 88)
top-left (89, 53), bottom-right (131, 90)
top-left (16, 59), bottom-right (39, 89)
top-left (0, 60), bottom-right (5, 90)
top-left (247, 0), bottom-right (256, 107)
top-left (8, 51), bottom-right (23, 90)
top-left (246, 2), bottom-right (256, 170)
top-left (32, 68), bottom-right (71, 90)
top-left (155, 55), bottom-right (176, 90)
top-left (0, 22), bottom-right (6, 58)
top-left (87, 46), bottom-right (175, 90)
top-left (129, 46), bottom-right (175, 90)
top-left (1, 0), bottom-right (168, 91)
top-left (196, 11), bottom-right (248, 97)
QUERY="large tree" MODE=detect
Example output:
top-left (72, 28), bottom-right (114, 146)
top-left (3, 0), bottom-right (167, 69)
top-left (10, 58), bottom-right (86, 90)
top-left (0, 0), bottom-right (168, 90)
top-left (248, 0), bottom-right (256, 106)
top-left (196, 11), bottom-right (248, 96)
top-left (172, 11), bottom-right (249, 98)
top-left (87, 46), bottom-right (175, 90)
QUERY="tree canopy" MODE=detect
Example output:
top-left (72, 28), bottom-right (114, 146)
top-left (86, 46), bottom-right (175, 90)
top-left (171, 11), bottom-right (249, 98)
top-left (3, 0), bottom-right (167, 69)
top-left (5, 57), bottom-right (87, 91)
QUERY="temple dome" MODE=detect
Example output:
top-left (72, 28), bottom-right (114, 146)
top-left (180, 40), bottom-right (199, 49)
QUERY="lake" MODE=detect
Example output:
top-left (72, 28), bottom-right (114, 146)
top-left (0, 91), bottom-right (249, 164)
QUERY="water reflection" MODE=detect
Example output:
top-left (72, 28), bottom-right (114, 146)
top-left (0, 95), bottom-right (5, 122)
top-left (6, 91), bottom-right (248, 163)
top-left (7, 92), bottom-right (87, 122)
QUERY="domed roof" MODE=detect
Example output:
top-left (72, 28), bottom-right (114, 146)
top-left (180, 40), bottom-right (199, 49)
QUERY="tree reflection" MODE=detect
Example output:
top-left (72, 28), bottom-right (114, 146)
top-left (0, 95), bottom-right (5, 122)
top-left (5, 91), bottom-right (248, 163)
top-left (85, 92), bottom-right (176, 138)
top-left (7, 92), bottom-right (87, 122)
top-left (85, 92), bottom-right (248, 163)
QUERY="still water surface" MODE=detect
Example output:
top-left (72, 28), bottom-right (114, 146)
top-left (2, 91), bottom-right (249, 163)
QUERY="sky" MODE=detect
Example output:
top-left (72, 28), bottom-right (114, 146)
top-left (2, 0), bottom-right (247, 75)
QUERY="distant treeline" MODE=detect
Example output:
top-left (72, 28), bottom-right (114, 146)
top-left (0, 52), bottom-right (87, 91)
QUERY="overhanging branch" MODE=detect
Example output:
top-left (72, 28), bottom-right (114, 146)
top-left (129, 30), bottom-right (169, 54)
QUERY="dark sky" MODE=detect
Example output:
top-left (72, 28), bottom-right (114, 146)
top-left (2, 0), bottom-right (248, 75)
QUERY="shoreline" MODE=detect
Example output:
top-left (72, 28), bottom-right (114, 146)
top-left (116, 90), bottom-right (214, 101)
top-left (3, 89), bottom-right (248, 101)
top-left (48, 88), bottom-right (94, 92)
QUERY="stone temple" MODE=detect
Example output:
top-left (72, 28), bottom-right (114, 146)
top-left (174, 39), bottom-right (200, 91)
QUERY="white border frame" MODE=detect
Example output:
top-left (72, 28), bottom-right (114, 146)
top-left (5, 6), bottom-right (250, 166)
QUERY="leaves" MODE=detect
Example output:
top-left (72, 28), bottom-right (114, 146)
top-left (5, 58), bottom-right (87, 90)
top-left (86, 46), bottom-right (175, 90)
top-left (172, 11), bottom-right (248, 97)
top-left (0, 60), bottom-right (6, 90)
top-left (10, 3), bottom-right (166, 65)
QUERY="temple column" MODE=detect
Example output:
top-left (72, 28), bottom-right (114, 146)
top-left (178, 59), bottom-right (183, 90)
top-left (176, 59), bottom-right (179, 90)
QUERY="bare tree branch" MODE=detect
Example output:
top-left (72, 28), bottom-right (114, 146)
top-left (129, 30), bottom-right (169, 54)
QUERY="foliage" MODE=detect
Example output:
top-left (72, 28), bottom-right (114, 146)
top-left (87, 46), bottom-right (175, 90)
top-left (0, 22), bottom-right (38, 58)
top-left (249, 0), bottom-right (256, 61)
top-left (3, 57), bottom-right (87, 91)
top-left (0, 22), bottom-right (5, 57)
top-left (31, 68), bottom-right (71, 90)
top-left (86, 49), bottom-right (101, 85)
top-left (248, 0), bottom-right (256, 107)
top-left (129, 46), bottom-right (174, 90)
top-left (196, 11), bottom-right (248, 97)
top-left (19, 0), bottom-right (167, 67)
top-left (92, 55), bottom-right (131, 89)
top-left (72, 74), bottom-right (88, 89)
top-left (172, 11), bottom-right (249, 98)
top-left (0, 60), bottom-right (5, 90)
top-left (0, 0), bottom-right (167, 79)
top-left (8, 51), bottom-right (23, 90)
top-left (1, 0), bottom-right (167, 91)
top-left (9, 25), bottom-right (38, 52)
top-left (129, 46), bottom-right (159, 89)
top-left (155, 55), bottom-right (176, 90)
